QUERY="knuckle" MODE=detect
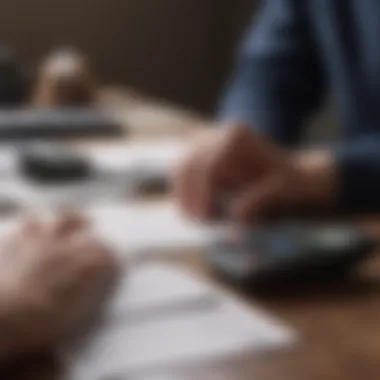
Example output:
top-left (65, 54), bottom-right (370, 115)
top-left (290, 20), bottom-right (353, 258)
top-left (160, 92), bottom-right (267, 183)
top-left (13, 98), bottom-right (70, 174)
top-left (228, 124), bottom-right (249, 145)
top-left (204, 155), bottom-right (218, 181)
top-left (53, 213), bottom-right (87, 234)
top-left (204, 143), bottom-right (225, 182)
top-left (173, 153), bottom-right (192, 182)
top-left (79, 242), bottom-right (116, 277)
top-left (172, 148), bottom-right (201, 190)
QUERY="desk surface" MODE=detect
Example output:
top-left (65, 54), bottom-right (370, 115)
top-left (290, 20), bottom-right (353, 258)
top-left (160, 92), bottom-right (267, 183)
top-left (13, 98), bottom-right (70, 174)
top-left (6, 250), bottom-right (380, 380)
top-left (4, 91), bottom-right (380, 380)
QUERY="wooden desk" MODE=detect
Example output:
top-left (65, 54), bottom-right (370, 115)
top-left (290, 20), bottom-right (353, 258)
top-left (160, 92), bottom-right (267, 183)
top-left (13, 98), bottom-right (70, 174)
top-left (4, 93), bottom-right (380, 380)
top-left (177, 252), bottom-right (380, 380)
top-left (5, 254), bottom-right (380, 380)
top-left (101, 86), bottom-right (209, 139)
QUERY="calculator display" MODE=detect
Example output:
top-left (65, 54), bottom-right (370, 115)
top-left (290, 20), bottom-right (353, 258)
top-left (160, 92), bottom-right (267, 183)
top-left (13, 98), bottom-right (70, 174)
top-left (207, 222), bottom-right (376, 283)
top-left (222, 225), bottom-right (364, 265)
top-left (311, 229), bottom-right (353, 249)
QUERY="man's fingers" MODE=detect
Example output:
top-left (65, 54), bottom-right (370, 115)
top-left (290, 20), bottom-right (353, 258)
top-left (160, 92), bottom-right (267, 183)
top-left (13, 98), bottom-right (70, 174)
top-left (2, 217), bottom-right (45, 257)
top-left (21, 217), bottom-right (44, 238)
top-left (195, 150), bottom-right (219, 219)
top-left (51, 211), bottom-right (89, 239)
top-left (172, 151), bottom-right (201, 217)
top-left (173, 124), bottom-right (274, 221)
top-left (46, 231), bottom-right (115, 301)
top-left (196, 127), bottom-right (242, 219)
top-left (230, 175), bottom-right (284, 224)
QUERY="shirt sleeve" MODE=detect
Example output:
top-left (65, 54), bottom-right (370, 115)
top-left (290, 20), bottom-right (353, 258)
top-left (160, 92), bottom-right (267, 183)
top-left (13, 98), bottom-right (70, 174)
top-left (332, 136), bottom-right (380, 213)
top-left (217, 0), bottom-right (326, 146)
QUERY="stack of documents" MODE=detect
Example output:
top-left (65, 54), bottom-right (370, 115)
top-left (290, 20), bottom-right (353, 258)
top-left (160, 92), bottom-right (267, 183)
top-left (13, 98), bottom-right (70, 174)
top-left (0, 139), bottom-right (189, 209)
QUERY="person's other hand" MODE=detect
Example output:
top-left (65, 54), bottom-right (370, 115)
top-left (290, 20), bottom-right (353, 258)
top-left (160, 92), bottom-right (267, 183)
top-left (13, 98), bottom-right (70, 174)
top-left (173, 124), bottom-right (338, 223)
top-left (0, 212), bottom-right (117, 360)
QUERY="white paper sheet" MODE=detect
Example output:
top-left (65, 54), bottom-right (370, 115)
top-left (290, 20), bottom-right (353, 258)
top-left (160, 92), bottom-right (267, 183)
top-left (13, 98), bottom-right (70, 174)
top-left (80, 139), bottom-right (189, 179)
top-left (86, 201), bottom-right (226, 257)
top-left (64, 264), bottom-right (297, 380)
top-left (0, 175), bottom-right (134, 211)
top-left (0, 140), bottom-right (189, 209)
top-left (0, 146), bottom-right (19, 177)
top-left (123, 265), bottom-right (213, 315)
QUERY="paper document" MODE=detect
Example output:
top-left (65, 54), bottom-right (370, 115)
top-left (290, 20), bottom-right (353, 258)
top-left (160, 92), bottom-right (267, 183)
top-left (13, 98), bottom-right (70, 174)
top-left (80, 138), bottom-right (188, 169)
top-left (0, 176), bottom-right (132, 210)
top-left (79, 139), bottom-right (189, 180)
top-left (0, 146), bottom-right (19, 177)
top-left (0, 140), bottom-right (189, 208)
top-left (64, 264), bottom-right (297, 380)
top-left (86, 201), bottom-right (226, 257)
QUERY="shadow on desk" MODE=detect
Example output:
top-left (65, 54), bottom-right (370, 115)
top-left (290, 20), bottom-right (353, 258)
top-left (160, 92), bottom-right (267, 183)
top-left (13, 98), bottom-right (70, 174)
top-left (0, 352), bottom-right (61, 380)
top-left (255, 275), bottom-right (380, 301)
top-left (209, 257), bottom-right (380, 302)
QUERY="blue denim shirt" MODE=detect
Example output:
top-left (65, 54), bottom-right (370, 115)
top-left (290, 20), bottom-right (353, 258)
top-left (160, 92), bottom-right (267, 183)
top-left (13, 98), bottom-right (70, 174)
top-left (218, 0), bottom-right (380, 213)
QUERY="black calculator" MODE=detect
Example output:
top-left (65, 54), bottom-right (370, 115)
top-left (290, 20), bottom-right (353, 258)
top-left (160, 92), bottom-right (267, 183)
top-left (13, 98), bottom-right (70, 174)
top-left (205, 221), bottom-right (378, 286)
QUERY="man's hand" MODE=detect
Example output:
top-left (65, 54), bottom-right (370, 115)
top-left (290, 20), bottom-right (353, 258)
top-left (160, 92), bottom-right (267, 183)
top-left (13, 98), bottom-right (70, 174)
top-left (173, 124), bottom-right (338, 223)
top-left (0, 213), bottom-right (117, 359)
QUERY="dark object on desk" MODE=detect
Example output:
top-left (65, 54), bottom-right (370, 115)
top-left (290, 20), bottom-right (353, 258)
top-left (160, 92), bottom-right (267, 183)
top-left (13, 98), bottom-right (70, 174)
top-left (205, 221), bottom-right (378, 289)
top-left (0, 108), bottom-right (123, 140)
top-left (20, 144), bottom-right (93, 183)
top-left (0, 46), bottom-right (30, 105)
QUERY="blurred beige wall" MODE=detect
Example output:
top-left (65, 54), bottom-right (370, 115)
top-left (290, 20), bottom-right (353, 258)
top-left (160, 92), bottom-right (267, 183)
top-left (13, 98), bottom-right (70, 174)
top-left (0, 0), bottom-right (257, 113)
